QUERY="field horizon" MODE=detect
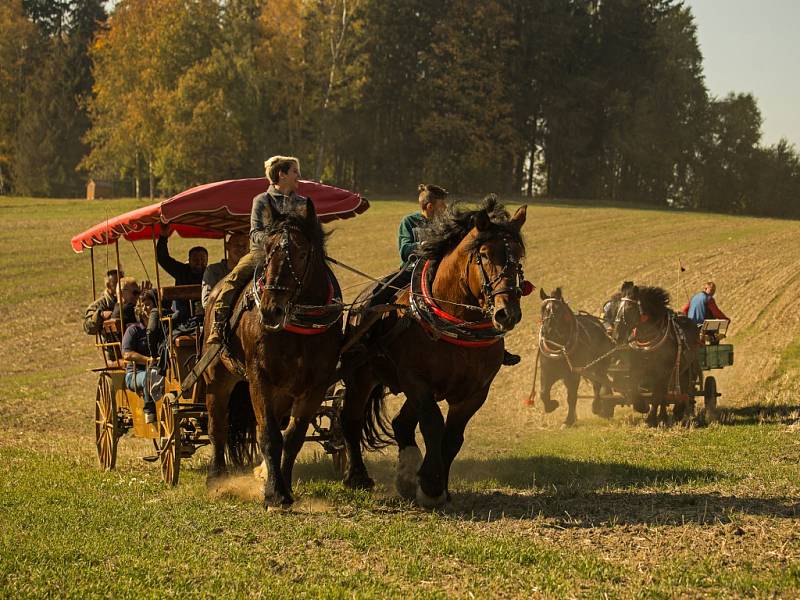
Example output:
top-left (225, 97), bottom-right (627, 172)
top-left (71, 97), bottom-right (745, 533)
top-left (1, 195), bottom-right (798, 598)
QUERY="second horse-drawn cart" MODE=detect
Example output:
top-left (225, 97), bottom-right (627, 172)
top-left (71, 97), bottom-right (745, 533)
top-left (72, 178), bottom-right (368, 485)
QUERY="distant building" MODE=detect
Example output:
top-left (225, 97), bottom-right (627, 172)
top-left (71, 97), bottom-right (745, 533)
top-left (86, 179), bottom-right (116, 200)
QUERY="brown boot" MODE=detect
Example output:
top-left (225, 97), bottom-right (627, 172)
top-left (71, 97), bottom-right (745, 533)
top-left (206, 311), bottom-right (228, 346)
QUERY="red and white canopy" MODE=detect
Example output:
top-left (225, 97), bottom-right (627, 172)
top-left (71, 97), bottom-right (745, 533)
top-left (71, 178), bottom-right (368, 253)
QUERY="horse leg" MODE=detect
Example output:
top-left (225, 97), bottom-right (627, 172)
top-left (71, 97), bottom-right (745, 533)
top-left (540, 365), bottom-right (559, 414)
top-left (392, 398), bottom-right (421, 500)
top-left (280, 415), bottom-right (311, 496)
top-left (205, 376), bottom-right (233, 483)
top-left (415, 389), bottom-right (447, 508)
top-left (259, 409), bottom-right (293, 507)
top-left (591, 380), bottom-right (603, 416)
top-left (564, 374), bottom-right (579, 427)
top-left (441, 390), bottom-right (488, 501)
top-left (646, 381), bottom-right (665, 428)
top-left (341, 370), bottom-right (375, 489)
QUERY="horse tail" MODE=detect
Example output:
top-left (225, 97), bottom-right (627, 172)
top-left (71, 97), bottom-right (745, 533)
top-left (226, 381), bottom-right (258, 467)
top-left (361, 384), bottom-right (394, 451)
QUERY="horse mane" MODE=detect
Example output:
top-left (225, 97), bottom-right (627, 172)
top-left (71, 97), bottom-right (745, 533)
top-left (637, 286), bottom-right (670, 320)
top-left (417, 195), bottom-right (524, 260)
top-left (262, 207), bottom-right (328, 253)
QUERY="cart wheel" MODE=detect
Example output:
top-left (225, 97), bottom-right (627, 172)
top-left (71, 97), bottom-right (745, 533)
top-left (159, 395), bottom-right (181, 487)
top-left (95, 373), bottom-right (118, 470)
top-left (331, 448), bottom-right (348, 477)
top-left (703, 376), bottom-right (718, 422)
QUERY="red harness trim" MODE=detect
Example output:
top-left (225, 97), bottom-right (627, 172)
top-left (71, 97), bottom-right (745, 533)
top-left (418, 260), bottom-right (500, 347)
top-left (420, 260), bottom-right (494, 330)
top-left (283, 278), bottom-right (338, 336)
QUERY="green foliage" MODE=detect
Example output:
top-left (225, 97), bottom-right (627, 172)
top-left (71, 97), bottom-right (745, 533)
top-left (2, 0), bottom-right (800, 215)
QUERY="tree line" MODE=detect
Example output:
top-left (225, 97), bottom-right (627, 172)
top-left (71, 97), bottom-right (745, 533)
top-left (1, 0), bottom-right (799, 217)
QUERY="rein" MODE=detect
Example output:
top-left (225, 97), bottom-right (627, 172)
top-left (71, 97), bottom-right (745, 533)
top-left (539, 297), bottom-right (621, 373)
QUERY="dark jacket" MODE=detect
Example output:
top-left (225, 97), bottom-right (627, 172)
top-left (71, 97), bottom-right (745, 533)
top-left (156, 235), bottom-right (204, 321)
top-left (250, 185), bottom-right (309, 251)
top-left (156, 236), bottom-right (204, 286)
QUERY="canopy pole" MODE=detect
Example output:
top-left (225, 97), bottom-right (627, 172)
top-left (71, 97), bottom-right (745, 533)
top-left (90, 246), bottom-right (97, 300)
top-left (151, 226), bottom-right (162, 306)
top-left (115, 240), bottom-right (124, 333)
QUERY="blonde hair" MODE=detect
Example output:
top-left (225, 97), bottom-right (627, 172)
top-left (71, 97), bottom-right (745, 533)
top-left (264, 156), bottom-right (300, 184)
top-left (118, 276), bottom-right (138, 293)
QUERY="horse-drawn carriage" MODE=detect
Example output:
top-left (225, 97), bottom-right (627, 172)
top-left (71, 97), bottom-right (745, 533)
top-left (72, 178), bottom-right (368, 485)
top-left (535, 287), bottom-right (734, 426)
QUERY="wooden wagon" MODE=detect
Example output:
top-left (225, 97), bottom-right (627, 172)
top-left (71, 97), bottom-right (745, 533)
top-left (72, 178), bottom-right (368, 485)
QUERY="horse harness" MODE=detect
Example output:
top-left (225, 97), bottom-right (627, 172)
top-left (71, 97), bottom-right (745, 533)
top-left (251, 224), bottom-right (344, 334)
top-left (409, 258), bottom-right (506, 347)
top-left (539, 297), bottom-right (619, 374)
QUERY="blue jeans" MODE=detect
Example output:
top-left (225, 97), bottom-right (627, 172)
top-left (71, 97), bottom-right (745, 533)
top-left (125, 368), bottom-right (156, 412)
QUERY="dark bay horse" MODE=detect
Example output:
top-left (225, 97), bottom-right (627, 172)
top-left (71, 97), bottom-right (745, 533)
top-left (341, 197), bottom-right (527, 507)
top-left (535, 287), bottom-right (616, 425)
top-left (611, 285), bottom-right (700, 426)
top-left (204, 197), bottom-right (342, 507)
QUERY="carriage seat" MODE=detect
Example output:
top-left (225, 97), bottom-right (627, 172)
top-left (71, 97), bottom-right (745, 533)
top-left (160, 284), bottom-right (203, 319)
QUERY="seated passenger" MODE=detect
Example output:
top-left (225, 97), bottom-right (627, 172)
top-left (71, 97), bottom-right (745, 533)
top-left (111, 277), bottom-right (142, 329)
top-left (157, 223), bottom-right (208, 322)
top-left (122, 290), bottom-right (161, 424)
top-left (202, 232), bottom-right (249, 308)
top-left (681, 281), bottom-right (729, 325)
top-left (83, 268), bottom-right (122, 359)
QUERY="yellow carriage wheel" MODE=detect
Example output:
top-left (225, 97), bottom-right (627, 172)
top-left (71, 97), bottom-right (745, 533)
top-left (95, 373), bottom-right (118, 470)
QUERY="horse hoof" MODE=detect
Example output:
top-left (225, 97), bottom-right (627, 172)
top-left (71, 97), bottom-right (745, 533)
top-left (416, 485), bottom-right (448, 509)
top-left (264, 492), bottom-right (294, 509)
top-left (253, 461), bottom-right (267, 480)
top-left (396, 446), bottom-right (423, 499)
top-left (564, 416), bottom-right (577, 428)
top-left (344, 471), bottom-right (374, 490)
top-left (542, 399), bottom-right (559, 414)
top-left (645, 415), bottom-right (659, 428)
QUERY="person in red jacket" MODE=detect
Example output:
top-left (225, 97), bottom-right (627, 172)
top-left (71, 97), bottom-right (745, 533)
top-left (681, 281), bottom-right (729, 325)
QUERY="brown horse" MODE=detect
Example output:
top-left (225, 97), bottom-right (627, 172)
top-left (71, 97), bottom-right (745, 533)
top-left (204, 197), bottom-right (342, 507)
top-left (536, 287), bottom-right (616, 425)
top-left (611, 285), bottom-right (700, 426)
top-left (340, 197), bottom-right (527, 507)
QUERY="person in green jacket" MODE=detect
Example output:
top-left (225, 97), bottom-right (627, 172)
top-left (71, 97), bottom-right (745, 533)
top-left (379, 183), bottom-right (520, 366)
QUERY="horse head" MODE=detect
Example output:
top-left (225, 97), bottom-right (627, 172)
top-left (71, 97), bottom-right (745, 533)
top-left (462, 199), bottom-right (527, 332)
top-left (539, 287), bottom-right (575, 345)
top-left (612, 285), bottom-right (641, 344)
top-left (258, 196), bottom-right (325, 330)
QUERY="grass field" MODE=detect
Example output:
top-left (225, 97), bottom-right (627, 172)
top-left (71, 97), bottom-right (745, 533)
top-left (1, 196), bottom-right (799, 598)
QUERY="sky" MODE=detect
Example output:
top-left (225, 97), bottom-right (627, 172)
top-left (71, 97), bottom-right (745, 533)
top-left (686, 0), bottom-right (800, 147)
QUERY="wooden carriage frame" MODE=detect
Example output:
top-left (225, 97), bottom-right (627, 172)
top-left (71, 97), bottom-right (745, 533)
top-left (75, 178), bottom-right (368, 485)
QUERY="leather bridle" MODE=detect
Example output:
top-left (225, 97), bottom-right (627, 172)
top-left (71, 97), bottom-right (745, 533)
top-left (463, 236), bottom-right (525, 312)
top-left (254, 226), bottom-right (315, 329)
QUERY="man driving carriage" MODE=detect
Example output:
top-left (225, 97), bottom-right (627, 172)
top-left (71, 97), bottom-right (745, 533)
top-left (681, 281), bottom-right (729, 325)
top-left (372, 183), bottom-right (520, 366)
top-left (206, 155), bottom-right (307, 346)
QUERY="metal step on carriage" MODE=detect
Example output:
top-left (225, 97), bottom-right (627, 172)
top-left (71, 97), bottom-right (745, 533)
top-left (72, 178), bottom-right (368, 485)
top-left (599, 319), bottom-right (734, 421)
